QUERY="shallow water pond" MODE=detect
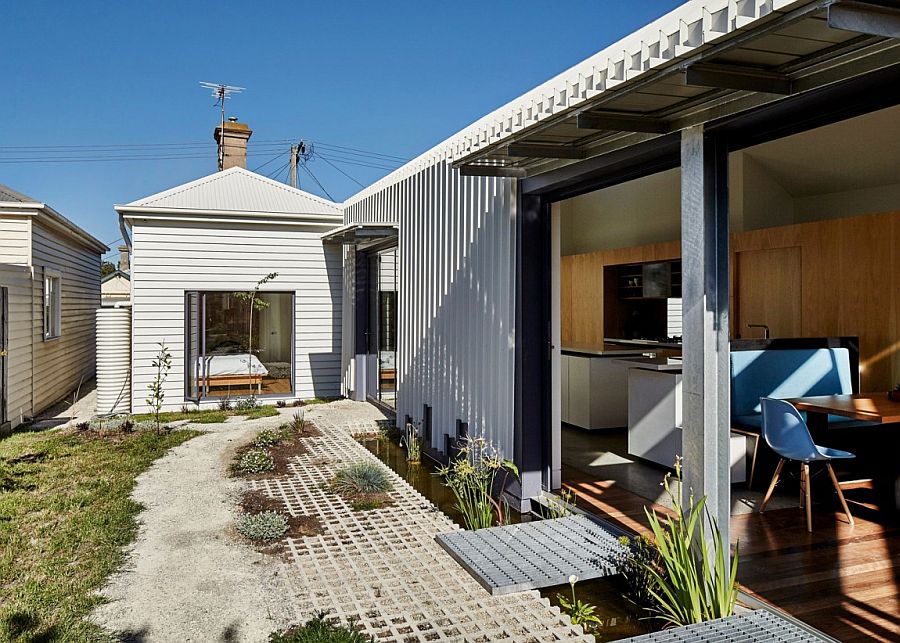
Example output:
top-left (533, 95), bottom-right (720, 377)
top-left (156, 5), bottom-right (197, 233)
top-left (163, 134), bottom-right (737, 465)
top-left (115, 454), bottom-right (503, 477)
top-left (362, 437), bottom-right (650, 641)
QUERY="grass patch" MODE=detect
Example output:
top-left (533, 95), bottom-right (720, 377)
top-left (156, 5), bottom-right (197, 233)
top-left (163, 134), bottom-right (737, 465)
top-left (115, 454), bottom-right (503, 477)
top-left (270, 612), bottom-right (372, 642)
top-left (131, 404), bottom-right (278, 425)
top-left (0, 427), bottom-right (200, 642)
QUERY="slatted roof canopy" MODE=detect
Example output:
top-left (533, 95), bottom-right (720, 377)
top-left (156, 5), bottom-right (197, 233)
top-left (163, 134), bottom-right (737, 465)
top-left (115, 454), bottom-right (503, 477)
top-left (452, 0), bottom-right (900, 177)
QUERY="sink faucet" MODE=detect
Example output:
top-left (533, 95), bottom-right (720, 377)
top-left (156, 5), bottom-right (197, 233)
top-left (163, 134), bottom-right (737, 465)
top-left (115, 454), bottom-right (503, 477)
top-left (747, 323), bottom-right (770, 339)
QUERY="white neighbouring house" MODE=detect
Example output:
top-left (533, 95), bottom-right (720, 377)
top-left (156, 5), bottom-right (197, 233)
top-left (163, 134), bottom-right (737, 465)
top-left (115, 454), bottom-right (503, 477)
top-left (116, 165), bottom-right (344, 413)
top-left (0, 183), bottom-right (107, 431)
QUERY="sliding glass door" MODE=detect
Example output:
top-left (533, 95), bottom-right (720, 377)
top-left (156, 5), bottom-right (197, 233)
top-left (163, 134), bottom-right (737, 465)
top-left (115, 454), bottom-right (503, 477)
top-left (185, 290), bottom-right (294, 400)
top-left (0, 286), bottom-right (7, 429)
top-left (366, 247), bottom-right (398, 408)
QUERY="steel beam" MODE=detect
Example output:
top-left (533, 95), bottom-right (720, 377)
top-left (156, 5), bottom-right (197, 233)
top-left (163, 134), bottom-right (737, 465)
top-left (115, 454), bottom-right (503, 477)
top-left (506, 143), bottom-right (586, 159)
top-left (680, 124), bottom-right (731, 569)
top-left (457, 164), bottom-right (527, 178)
top-left (685, 62), bottom-right (793, 94)
top-left (829, 1), bottom-right (900, 38)
top-left (576, 111), bottom-right (669, 133)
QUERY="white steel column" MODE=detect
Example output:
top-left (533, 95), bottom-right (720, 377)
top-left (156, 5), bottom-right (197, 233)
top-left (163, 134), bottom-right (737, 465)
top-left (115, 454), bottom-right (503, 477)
top-left (680, 124), bottom-right (731, 556)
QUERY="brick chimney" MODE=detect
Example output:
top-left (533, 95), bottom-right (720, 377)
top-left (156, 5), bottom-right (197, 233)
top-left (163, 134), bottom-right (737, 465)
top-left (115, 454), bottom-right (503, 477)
top-left (118, 245), bottom-right (130, 273)
top-left (214, 118), bottom-right (252, 170)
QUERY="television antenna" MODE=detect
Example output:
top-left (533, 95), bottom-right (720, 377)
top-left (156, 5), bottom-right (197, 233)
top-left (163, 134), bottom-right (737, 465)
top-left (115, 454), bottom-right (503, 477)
top-left (200, 82), bottom-right (244, 170)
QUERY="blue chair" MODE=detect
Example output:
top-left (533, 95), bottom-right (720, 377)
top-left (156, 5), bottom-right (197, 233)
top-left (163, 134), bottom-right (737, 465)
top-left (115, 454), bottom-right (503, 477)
top-left (758, 397), bottom-right (855, 532)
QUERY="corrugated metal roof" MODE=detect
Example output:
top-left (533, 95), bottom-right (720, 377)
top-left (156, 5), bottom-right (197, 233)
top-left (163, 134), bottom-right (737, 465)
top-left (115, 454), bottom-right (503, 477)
top-left (122, 167), bottom-right (341, 216)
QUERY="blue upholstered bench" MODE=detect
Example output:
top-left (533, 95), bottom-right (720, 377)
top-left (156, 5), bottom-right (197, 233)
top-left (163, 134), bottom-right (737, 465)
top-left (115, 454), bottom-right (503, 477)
top-left (730, 347), bottom-right (872, 485)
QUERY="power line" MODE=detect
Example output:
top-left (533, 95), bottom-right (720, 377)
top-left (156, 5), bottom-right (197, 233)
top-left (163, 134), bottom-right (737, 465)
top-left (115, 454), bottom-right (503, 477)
top-left (251, 151), bottom-right (288, 173)
top-left (317, 154), bottom-right (366, 188)
top-left (300, 163), bottom-right (334, 201)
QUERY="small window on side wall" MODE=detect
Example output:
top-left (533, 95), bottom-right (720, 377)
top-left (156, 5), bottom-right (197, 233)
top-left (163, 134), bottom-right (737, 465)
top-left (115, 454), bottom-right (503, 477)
top-left (44, 270), bottom-right (61, 340)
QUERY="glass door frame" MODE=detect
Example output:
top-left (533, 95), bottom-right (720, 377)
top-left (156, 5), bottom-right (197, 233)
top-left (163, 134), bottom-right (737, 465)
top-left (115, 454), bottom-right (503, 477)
top-left (358, 241), bottom-right (399, 409)
top-left (0, 286), bottom-right (8, 431)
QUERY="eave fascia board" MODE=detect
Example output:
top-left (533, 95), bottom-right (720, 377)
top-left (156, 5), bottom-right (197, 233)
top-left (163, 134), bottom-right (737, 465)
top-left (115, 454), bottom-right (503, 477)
top-left (120, 212), bottom-right (341, 228)
top-left (828, 0), bottom-right (900, 39)
top-left (116, 205), bottom-right (343, 223)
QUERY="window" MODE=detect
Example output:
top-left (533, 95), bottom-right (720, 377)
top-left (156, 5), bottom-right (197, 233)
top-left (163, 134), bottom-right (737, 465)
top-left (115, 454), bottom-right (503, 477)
top-left (43, 270), bottom-right (61, 340)
top-left (185, 290), bottom-right (294, 400)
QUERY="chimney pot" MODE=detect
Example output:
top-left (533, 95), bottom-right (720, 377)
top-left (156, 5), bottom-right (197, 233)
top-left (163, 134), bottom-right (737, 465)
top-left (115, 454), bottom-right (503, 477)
top-left (214, 120), bottom-right (252, 171)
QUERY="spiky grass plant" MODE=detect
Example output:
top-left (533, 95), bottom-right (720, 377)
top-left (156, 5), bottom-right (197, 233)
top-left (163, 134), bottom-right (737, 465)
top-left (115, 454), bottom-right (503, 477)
top-left (435, 435), bottom-right (518, 530)
top-left (640, 460), bottom-right (739, 627)
top-left (401, 421), bottom-right (421, 463)
top-left (331, 462), bottom-right (393, 496)
top-left (543, 487), bottom-right (576, 519)
top-left (236, 511), bottom-right (288, 541)
top-left (291, 409), bottom-right (306, 432)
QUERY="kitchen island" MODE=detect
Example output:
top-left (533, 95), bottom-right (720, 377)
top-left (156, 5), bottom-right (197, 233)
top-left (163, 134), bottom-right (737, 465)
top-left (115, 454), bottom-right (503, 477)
top-left (561, 345), bottom-right (645, 430)
top-left (614, 356), bottom-right (747, 483)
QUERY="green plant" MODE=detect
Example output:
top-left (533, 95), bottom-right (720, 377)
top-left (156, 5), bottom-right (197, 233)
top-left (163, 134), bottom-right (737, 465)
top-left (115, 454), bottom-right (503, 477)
top-left (218, 396), bottom-right (233, 411)
top-left (269, 612), bottom-right (373, 643)
top-left (145, 342), bottom-right (172, 434)
top-left (238, 448), bottom-right (275, 474)
top-left (616, 533), bottom-right (664, 613)
top-left (235, 397), bottom-right (261, 412)
top-left (233, 271), bottom-right (278, 397)
top-left (254, 429), bottom-right (282, 448)
top-left (401, 421), bottom-right (421, 463)
top-left (435, 435), bottom-right (518, 530)
top-left (557, 575), bottom-right (602, 629)
top-left (277, 400), bottom-right (287, 408)
top-left (291, 409), bottom-right (306, 432)
top-left (640, 460), bottom-right (739, 627)
top-left (351, 496), bottom-right (387, 511)
top-left (543, 488), bottom-right (576, 519)
top-left (236, 511), bottom-right (288, 541)
top-left (331, 462), bottom-right (393, 496)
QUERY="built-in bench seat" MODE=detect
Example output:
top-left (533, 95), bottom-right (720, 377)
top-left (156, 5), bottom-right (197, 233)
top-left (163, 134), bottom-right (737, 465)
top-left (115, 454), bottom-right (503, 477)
top-left (730, 347), bottom-right (875, 485)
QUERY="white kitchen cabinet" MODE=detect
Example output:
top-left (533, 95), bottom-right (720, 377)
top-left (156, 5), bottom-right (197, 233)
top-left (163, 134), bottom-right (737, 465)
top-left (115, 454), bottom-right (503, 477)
top-left (561, 350), bottom-right (637, 430)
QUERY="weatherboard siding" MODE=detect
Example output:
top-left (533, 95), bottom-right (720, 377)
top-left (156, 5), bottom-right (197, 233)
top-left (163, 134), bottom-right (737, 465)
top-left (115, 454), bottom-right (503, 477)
top-left (343, 160), bottom-right (517, 458)
top-left (30, 220), bottom-right (101, 415)
top-left (0, 215), bottom-right (33, 425)
top-left (130, 219), bottom-right (342, 412)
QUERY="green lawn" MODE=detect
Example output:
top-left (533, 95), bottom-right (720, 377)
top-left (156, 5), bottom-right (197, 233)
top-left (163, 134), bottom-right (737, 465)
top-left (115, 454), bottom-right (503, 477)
top-left (131, 404), bottom-right (279, 425)
top-left (0, 427), bottom-right (200, 642)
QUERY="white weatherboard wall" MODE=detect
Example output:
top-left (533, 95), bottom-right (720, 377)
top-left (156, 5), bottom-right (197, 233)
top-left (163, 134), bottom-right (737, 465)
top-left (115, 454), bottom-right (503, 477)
top-left (31, 220), bottom-right (102, 410)
top-left (129, 219), bottom-right (342, 412)
top-left (344, 161), bottom-right (517, 457)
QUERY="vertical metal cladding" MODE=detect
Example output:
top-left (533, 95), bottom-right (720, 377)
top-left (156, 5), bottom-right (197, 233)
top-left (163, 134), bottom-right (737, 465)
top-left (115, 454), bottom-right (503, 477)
top-left (343, 158), bottom-right (517, 458)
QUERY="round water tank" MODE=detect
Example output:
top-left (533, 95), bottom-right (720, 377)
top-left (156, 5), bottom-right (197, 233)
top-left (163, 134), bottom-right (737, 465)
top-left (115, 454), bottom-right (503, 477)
top-left (96, 306), bottom-right (132, 415)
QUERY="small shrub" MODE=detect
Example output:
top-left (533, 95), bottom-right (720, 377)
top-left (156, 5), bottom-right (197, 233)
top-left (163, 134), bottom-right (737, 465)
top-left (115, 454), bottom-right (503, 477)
top-left (218, 397), bottom-right (233, 412)
top-left (270, 612), bottom-right (372, 643)
top-left (236, 511), bottom-right (288, 541)
top-left (292, 399), bottom-right (304, 407)
top-left (238, 448), bottom-right (275, 474)
top-left (290, 409), bottom-right (305, 432)
top-left (75, 421), bottom-right (91, 432)
top-left (276, 400), bottom-right (287, 408)
top-left (557, 575), bottom-right (601, 629)
top-left (254, 429), bottom-right (282, 448)
top-left (234, 397), bottom-right (260, 412)
top-left (331, 462), bottom-right (393, 496)
top-left (120, 420), bottom-right (135, 433)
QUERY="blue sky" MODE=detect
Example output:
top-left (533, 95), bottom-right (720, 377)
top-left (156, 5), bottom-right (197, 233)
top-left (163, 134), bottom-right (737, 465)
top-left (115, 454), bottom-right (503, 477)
top-left (2, 1), bottom-right (682, 258)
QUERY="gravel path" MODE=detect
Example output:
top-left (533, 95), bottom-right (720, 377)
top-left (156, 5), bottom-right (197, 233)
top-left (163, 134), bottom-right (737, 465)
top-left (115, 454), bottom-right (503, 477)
top-left (91, 409), bottom-right (298, 642)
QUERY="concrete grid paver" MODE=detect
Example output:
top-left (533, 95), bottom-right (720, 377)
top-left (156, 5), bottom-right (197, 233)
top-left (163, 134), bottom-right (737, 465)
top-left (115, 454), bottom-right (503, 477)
top-left (252, 400), bottom-right (593, 642)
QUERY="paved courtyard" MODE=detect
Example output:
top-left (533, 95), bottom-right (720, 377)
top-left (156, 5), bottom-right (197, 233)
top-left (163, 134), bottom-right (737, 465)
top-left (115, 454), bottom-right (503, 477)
top-left (93, 400), bottom-right (592, 642)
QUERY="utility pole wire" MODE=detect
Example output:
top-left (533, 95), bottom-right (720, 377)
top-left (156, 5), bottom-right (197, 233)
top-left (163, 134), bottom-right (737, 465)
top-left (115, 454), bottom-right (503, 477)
top-left (300, 163), bottom-right (334, 201)
top-left (251, 151), bottom-right (288, 172)
top-left (317, 154), bottom-right (366, 188)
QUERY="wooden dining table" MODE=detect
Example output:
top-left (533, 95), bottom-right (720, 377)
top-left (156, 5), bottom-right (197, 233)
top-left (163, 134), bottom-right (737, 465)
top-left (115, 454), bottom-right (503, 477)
top-left (788, 393), bottom-right (900, 429)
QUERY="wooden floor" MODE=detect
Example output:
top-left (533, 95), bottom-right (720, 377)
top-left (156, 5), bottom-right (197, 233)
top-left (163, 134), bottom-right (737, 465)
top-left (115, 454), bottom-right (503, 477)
top-left (563, 464), bottom-right (900, 643)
